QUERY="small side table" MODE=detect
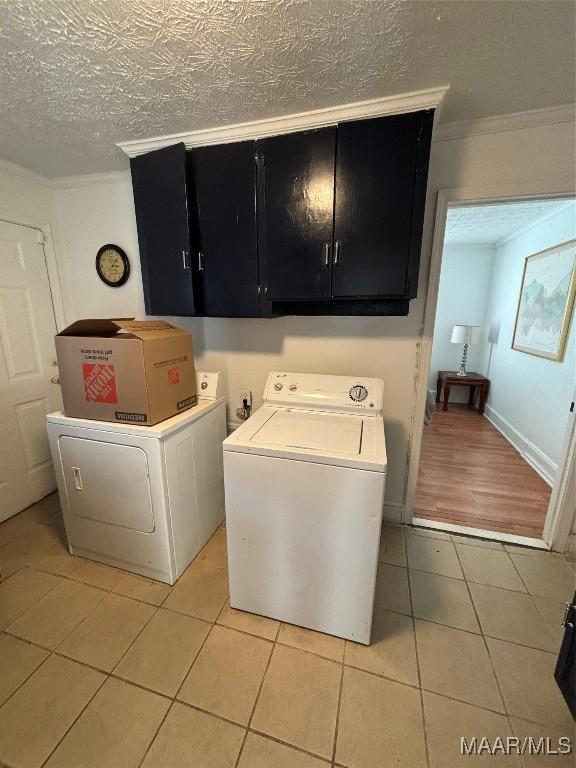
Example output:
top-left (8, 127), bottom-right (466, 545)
top-left (436, 370), bottom-right (490, 414)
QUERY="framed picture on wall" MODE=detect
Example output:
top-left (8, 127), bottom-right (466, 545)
top-left (512, 239), bottom-right (576, 361)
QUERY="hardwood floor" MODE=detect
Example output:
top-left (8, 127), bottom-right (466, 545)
top-left (414, 404), bottom-right (551, 539)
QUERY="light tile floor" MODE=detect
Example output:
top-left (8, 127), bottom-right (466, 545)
top-left (0, 497), bottom-right (574, 768)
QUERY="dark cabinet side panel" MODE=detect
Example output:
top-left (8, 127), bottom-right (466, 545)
top-left (332, 113), bottom-right (426, 299)
top-left (258, 128), bottom-right (336, 301)
top-left (130, 143), bottom-right (195, 316)
top-left (187, 142), bottom-right (259, 316)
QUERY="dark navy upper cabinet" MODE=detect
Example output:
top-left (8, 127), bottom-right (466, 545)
top-left (130, 110), bottom-right (434, 317)
top-left (187, 141), bottom-right (259, 317)
top-left (332, 112), bottom-right (433, 299)
top-left (130, 143), bottom-right (196, 316)
top-left (256, 128), bottom-right (336, 301)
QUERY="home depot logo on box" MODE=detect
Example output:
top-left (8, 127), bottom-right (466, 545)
top-left (167, 367), bottom-right (180, 386)
top-left (82, 363), bottom-right (118, 404)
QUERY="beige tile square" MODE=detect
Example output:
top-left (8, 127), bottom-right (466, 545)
top-left (238, 733), bottom-right (328, 768)
top-left (70, 558), bottom-right (125, 591)
top-left (456, 545), bottom-right (525, 591)
top-left (278, 622), bottom-right (345, 662)
top-left (141, 701), bottom-right (244, 768)
top-left (510, 554), bottom-right (575, 599)
top-left (424, 691), bottom-right (522, 768)
top-left (0, 654), bottom-right (104, 768)
top-left (113, 572), bottom-right (171, 606)
top-left (0, 568), bottom-right (61, 630)
top-left (406, 526), bottom-right (451, 541)
top-left (532, 595), bottom-right (567, 647)
top-left (410, 569), bottom-right (479, 632)
top-left (407, 536), bottom-right (463, 579)
top-left (504, 544), bottom-right (563, 558)
top-left (345, 608), bottom-right (418, 686)
top-left (487, 637), bottom-right (573, 728)
top-left (336, 666), bottom-right (426, 768)
top-left (0, 539), bottom-right (31, 578)
top-left (44, 677), bottom-right (169, 768)
top-left (451, 534), bottom-right (504, 550)
top-left (374, 563), bottom-right (411, 615)
top-left (378, 524), bottom-right (406, 566)
top-left (217, 600), bottom-right (280, 640)
top-left (510, 719), bottom-right (576, 767)
top-left (470, 582), bottom-right (556, 651)
top-left (33, 543), bottom-right (80, 578)
top-left (179, 624), bottom-right (272, 725)
top-left (115, 608), bottom-right (210, 696)
top-left (7, 579), bottom-right (106, 649)
top-left (252, 644), bottom-right (340, 759)
top-left (57, 592), bottom-right (155, 671)
top-left (0, 634), bottom-right (49, 706)
top-left (164, 560), bottom-right (228, 621)
top-left (0, 509), bottom-right (37, 548)
top-left (197, 526), bottom-right (228, 567)
top-left (416, 619), bottom-right (503, 711)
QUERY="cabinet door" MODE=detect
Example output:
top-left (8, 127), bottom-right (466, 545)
top-left (187, 142), bottom-right (259, 316)
top-left (258, 128), bottom-right (336, 301)
top-left (130, 143), bottom-right (196, 315)
top-left (332, 112), bottom-right (431, 299)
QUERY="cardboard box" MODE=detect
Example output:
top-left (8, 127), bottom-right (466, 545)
top-left (56, 319), bottom-right (197, 425)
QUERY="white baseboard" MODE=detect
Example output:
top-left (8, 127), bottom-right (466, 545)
top-left (483, 404), bottom-right (557, 487)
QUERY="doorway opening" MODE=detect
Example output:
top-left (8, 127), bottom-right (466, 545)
top-left (412, 197), bottom-right (576, 546)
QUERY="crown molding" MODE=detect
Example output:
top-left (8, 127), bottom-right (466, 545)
top-left (116, 85), bottom-right (450, 157)
top-left (50, 169), bottom-right (131, 190)
top-left (0, 157), bottom-right (50, 186)
top-left (434, 103), bottom-right (575, 142)
top-left (495, 199), bottom-right (576, 247)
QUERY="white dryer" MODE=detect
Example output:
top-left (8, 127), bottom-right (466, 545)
top-left (46, 371), bottom-right (226, 584)
top-left (223, 371), bottom-right (387, 645)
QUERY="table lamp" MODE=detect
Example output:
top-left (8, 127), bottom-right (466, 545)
top-left (451, 324), bottom-right (480, 376)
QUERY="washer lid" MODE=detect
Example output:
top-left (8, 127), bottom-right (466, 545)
top-left (251, 410), bottom-right (362, 455)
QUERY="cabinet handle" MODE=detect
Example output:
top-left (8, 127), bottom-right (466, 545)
top-left (334, 240), bottom-right (341, 266)
top-left (198, 252), bottom-right (204, 272)
top-left (182, 250), bottom-right (191, 270)
top-left (323, 242), bottom-right (331, 266)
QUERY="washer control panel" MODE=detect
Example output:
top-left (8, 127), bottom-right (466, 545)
top-left (264, 372), bottom-right (383, 414)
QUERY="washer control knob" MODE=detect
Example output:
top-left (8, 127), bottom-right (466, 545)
top-left (200, 381), bottom-right (208, 390)
top-left (274, 382), bottom-right (283, 391)
top-left (289, 384), bottom-right (297, 391)
top-left (349, 385), bottom-right (368, 402)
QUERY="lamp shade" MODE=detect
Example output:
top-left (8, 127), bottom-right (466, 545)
top-left (451, 324), bottom-right (480, 345)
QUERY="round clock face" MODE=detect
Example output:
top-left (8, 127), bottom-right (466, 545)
top-left (96, 244), bottom-right (130, 287)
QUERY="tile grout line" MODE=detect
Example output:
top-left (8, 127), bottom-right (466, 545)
top-left (403, 526), bottom-right (432, 768)
top-left (452, 542), bottom-right (511, 724)
top-left (330, 650), bottom-right (345, 766)
top-left (136, 611), bottom-right (222, 768)
top-left (232, 614), bottom-right (281, 768)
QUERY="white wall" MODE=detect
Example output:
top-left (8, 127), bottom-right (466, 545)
top-left (429, 243), bottom-right (495, 399)
top-left (2, 117), bottom-right (572, 521)
top-left (482, 202), bottom-right (576, 482)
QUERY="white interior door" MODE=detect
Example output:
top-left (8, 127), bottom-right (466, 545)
top-left (0, 220), bottom-right (61, 521)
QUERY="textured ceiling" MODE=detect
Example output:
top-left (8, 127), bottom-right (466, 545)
top-left (0, 0), bottom-right (574, 177)
top-left (444, 200), bottom-right (575, 245)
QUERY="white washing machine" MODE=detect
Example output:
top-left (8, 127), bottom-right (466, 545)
top-left (46, 371), bottom-right (226, 584)
top-left (223, 371), bottom-right (387, 645)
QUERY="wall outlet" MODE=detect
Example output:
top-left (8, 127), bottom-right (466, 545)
top-left (240, 388), bottom-right (252, 406)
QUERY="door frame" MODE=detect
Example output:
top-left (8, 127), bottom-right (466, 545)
top-left (405, 181), bottom-right (576, 552)
top-left (0, 205), bottom-right (66, 332)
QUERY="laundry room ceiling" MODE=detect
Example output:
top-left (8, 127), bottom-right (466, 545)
top-left (0, 0), bottom-right (574, 177)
